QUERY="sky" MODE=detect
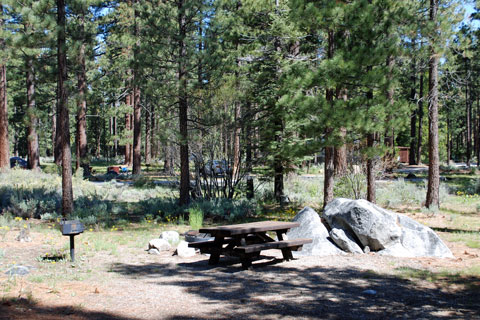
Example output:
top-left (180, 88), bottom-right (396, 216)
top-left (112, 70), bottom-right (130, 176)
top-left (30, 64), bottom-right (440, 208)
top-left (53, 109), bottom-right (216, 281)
top-left (463, 2), bottom-right (479, 29)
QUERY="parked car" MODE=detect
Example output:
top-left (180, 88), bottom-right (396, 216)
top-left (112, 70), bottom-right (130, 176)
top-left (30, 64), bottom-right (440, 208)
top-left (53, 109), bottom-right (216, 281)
top-left (10, 157), bottom-right (28, 169)
top-left (203, 160), bottom-right (231, 177)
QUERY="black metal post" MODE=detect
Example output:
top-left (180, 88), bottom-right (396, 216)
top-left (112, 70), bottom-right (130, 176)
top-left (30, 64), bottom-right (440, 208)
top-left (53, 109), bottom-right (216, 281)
top-left (70, 235), bottom-right (75, 262)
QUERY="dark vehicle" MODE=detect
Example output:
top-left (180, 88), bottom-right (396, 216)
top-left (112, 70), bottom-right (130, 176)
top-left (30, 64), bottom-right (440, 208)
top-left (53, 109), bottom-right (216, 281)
top-left (10, 157), bottom-right (28, 169)
top-left (204, 160), bottom-right (231, 177)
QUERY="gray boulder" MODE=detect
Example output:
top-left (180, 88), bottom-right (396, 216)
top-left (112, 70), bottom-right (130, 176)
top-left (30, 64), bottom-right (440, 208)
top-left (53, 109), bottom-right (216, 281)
top-left (160, 231), bottom-right (180, 244)
top-left (175, 240), bottom-right (196, 258)
top-left (5, 265), bottom-right (31, 276)
top-left (395, 214), bottom-right (453, 258)
top-left (324, 198), bottom-right (453, 258)
top-left (324, 198), bottom-right (402, 251)
top-left (148, 238), bottom-right (171, 251)
top-left (286, 206), bottom-right (343, 256)
top-left (329, 228), bottom-right (363, 254)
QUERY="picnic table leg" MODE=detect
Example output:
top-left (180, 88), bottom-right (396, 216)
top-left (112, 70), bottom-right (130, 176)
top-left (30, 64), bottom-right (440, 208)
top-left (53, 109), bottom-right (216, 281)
top-left (276, 230), bottom-right (294, 261)
top-left (240, 253), bottom-right (253, 270)
top-left (208, 236), bottom-right (224, 265)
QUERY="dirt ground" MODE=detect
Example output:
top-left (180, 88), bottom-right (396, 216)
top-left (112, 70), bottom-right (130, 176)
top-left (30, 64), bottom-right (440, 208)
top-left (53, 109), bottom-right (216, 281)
top-left (1, 220), bottom-right (480, 320)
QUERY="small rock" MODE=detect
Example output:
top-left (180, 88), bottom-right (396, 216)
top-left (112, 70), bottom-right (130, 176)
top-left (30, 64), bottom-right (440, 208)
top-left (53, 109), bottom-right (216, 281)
top-left (175, 240), bottom-right (196, 258)
top-left (5, 266), bottom-right (30, 276)
top-left (363, 289), bottom-right (377, 295)
top-left (147, 248), bottom-right (161, 255)
top-left (148, 238), bottom-right (171, 251)
top-left (363, 246), bottom-right (370, 253)
top-left (160, 231), bottom-right (180, 244)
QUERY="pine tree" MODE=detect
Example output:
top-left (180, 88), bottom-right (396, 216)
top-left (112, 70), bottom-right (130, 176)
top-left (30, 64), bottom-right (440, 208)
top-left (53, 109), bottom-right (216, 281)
top-left (0, 4), bottom-right (9, 169)
top-left (57, 0), bottom-right (73, 216)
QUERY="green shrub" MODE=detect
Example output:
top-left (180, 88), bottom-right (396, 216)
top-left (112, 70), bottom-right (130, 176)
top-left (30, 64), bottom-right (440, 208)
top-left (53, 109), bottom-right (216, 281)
top-left (377, 179), bottom-right (424, 208)
top-left (334, 173), bottom-right (366, 200)
top-left (188, 207), bottom-right (204, 230)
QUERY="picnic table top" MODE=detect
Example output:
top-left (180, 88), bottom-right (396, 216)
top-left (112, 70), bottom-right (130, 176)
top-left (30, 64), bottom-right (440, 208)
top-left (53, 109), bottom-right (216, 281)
top-left (199, 221), bottom-right (300, 237)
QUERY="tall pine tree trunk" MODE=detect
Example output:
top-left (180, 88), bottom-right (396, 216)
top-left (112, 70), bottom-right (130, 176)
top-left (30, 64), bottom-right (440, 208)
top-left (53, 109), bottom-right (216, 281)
top-left (132, 86), bottom-right (141, 174)
top-left (323, 29), bottom-right (335, 209)
top-left (26, 56), bottom-right (40, 170)
top-left (57, 0), bottom-right (73, 217)
top-left (426, 0), bottom-right (440, 209)
top-left (465, 66), bottom-right (471, 168)
top-left (476, 96), bottom-right (479, 167)
top-left (245, 102), bottom-right (254, 199)
top-left (178, 0), bottom-right (190, 205)
top-left (125, 94), bottom-right (132, 166)
top-left (0, 6), bottom-right (9, 169)
top-left (409, 58), bottom-right (417, 165)
top-left (145, 100), bottom-right (151, 164)
top-left (334, 127), bottom-right (347, 177)
top-left (75, 17), bottom-right (87, 172)
top-left (54, 80), bottom-right (62, 166)
top-left (132, 3), bottom-right (141, 175)
top-left (0, 4), bottom-right (10, 169)
top-left (417, 73), bottom-right (424, 164)
top-left (367, 133), bottom-right (376, 203)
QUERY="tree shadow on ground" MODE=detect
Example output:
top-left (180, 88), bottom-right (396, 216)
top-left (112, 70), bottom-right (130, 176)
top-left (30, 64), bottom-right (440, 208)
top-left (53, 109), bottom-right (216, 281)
top-left (110, 258), bottom-right (480, 319)
top-left (0, 297), bottom-right (136, 320)
top-left (432, 227), bottom-right (479, 234)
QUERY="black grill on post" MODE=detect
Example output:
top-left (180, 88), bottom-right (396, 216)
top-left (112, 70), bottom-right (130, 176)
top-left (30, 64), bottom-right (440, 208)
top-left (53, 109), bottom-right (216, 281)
top-left (60, 220), bottom-right (84, 262)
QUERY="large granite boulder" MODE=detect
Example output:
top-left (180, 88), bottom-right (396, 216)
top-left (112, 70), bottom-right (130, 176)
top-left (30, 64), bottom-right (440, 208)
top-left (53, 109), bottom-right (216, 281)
top-left (286, 207), bottom-right (343, 256)
top-left (324, 198), bottom-right (402, 251)
top-left (324, 198), bottom-right (453, 258)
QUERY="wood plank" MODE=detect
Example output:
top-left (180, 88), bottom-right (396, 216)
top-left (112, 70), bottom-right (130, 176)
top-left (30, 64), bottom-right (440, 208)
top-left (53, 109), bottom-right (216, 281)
top-left (235, 238), bottom-right (312, 254)
top-left (200, 221), bottom-right (300, 237)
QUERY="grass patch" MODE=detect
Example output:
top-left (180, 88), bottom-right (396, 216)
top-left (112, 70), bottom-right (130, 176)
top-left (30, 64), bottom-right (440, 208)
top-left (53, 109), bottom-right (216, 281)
top-left (395, 267), bottom-right (480, 291)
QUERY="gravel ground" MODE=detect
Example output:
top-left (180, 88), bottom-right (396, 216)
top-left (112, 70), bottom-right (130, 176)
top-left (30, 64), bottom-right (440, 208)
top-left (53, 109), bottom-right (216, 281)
top-left (1, 232), bottom-right (479, 320)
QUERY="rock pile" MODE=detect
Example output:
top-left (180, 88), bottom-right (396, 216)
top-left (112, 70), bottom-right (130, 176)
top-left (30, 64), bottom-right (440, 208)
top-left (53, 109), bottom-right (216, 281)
top-left (287, 198), bottom-right (453, 258)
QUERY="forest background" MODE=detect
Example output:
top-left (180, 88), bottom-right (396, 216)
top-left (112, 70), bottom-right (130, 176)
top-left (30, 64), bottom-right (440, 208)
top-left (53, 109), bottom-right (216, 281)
top-left (0, 0), bottom-right (480, 220)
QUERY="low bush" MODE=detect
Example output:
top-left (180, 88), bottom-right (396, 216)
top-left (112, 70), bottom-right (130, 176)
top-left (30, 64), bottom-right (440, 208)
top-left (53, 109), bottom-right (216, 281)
top-left (377, 178), bottom-right (449, 208)
top-left (334, 173), bottom-right (367, 200)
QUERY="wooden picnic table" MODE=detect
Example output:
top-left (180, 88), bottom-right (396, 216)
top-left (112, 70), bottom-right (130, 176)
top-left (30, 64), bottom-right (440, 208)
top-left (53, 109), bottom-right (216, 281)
top-left (189, 221), bottom-right (312, 269)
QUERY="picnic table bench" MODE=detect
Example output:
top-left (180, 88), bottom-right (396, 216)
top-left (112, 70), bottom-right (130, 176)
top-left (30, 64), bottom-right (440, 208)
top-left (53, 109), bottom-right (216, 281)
top-left (189, 221), bottom-right (312, 269)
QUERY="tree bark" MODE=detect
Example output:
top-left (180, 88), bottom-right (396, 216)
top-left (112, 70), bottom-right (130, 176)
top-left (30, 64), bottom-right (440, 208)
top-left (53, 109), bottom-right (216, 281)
top-left (334, 127), bottom-right (347, 177)
top-left (417, 73), bottom-right (424, 164)
top-left (178, 0), bottom-right (190, 205)
top-left (75, 15), bottom-right (88, 172)
top-left (132, 86), bottom-right (141, 174)
top-left (409, 58), bottom-right (417, 165)
top-left (26, 56), bottom-right (40, 170)
top-left (323, 29), bottom-right (335, 209)
top-left (245, 102), bottom-right (254, 199)
top-left (57, 0), bottom-right (73, 217)
top-left (367, 133), bottom-right (376, 203)
top-left (426, 0), bottom-right (440, 209)
top-left (132, 3), bottom-right (141, 175)
top-left (0, 6), bottom-right (9, 169)
top-left (125, 93), bottom-right (132, 166)
top-left (465, 59), bottom-right (471, 168)
top-left (145, 100), bottom-right (151, 164)
top-left (475, 95), bottom-right (480, 168)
